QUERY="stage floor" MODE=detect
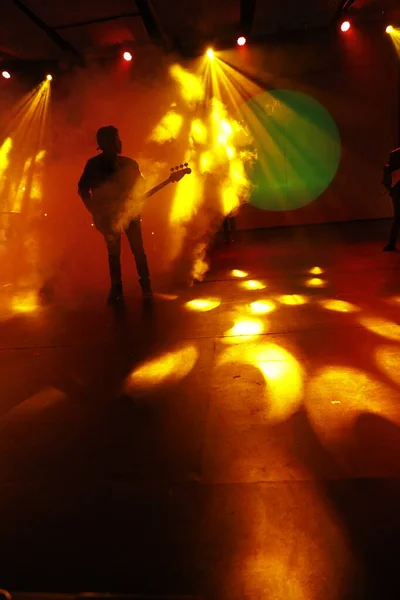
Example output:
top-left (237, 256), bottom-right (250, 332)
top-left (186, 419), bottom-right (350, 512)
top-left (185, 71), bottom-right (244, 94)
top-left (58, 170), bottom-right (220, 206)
top-left (1, 219), bottom-right (400, 599)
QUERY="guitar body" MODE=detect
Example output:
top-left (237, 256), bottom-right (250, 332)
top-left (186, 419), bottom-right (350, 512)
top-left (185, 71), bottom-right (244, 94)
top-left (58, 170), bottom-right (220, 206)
top-left (91, 164), bottom-right (192, 234)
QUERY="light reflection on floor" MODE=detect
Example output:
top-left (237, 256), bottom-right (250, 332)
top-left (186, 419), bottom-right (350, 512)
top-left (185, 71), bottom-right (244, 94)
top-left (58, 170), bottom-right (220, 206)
top-left (3, 249), bottom-right (400, 597)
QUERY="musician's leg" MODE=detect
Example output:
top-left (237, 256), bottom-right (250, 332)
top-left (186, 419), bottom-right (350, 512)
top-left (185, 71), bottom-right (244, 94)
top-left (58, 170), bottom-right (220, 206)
top-left (104, 232), bottom-right (123, 301)
top-left (125, 218), bottom-right (152, 296)
top-left (222, 217), bottom-right (230, 243)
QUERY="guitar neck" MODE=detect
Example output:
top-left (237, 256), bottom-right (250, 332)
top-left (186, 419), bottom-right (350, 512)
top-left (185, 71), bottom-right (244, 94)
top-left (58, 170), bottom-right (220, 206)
top-left (145, 179), bottom-right (171, 199)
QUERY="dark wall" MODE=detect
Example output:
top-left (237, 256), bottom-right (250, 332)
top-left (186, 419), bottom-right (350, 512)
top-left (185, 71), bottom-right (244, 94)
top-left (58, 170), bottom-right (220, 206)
top-left (223, 22), bottom-right (398, 229)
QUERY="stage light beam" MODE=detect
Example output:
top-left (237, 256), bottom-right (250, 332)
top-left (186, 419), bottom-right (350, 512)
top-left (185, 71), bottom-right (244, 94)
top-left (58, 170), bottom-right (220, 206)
top-left (46, 74), bottom-right (52, 81)
top-left (386, 25), bottom-right (394, 34)
top-left (123, 51), bottom-right (133, 61)
top-left (206, 48), bottom-right (215, 60)
top-left (2, 71), bottom-right (11, 79)
top-left (340, 21), bottom-right (351, 32)
top-left (237, 36), bottom-right (247, 46)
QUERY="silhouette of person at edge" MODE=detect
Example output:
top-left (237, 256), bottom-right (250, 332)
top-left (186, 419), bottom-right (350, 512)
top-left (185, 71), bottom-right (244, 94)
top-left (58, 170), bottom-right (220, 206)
top-left (383, 147), bottom-right (400, 252)
top-left (78, 126), bottom-right (152, 304)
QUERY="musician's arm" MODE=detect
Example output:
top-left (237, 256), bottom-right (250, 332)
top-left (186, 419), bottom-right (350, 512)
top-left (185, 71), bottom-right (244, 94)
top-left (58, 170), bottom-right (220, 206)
top-left (78, 161), bottom-right (93, 211)
top-left (134, 161), bottom-right (146, 196)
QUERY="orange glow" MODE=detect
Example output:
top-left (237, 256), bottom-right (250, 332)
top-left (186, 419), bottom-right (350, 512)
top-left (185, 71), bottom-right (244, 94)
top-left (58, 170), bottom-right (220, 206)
top-left (169, 64), bottom-right (204, 106)
top-left (150, 109), bottom-right (183, 143)
top-left (305, 277), bottom-right (326, 288)
top-left (185, 298), bottom-right (220, 312)
top-left (278, 294), bottom-right (308, 306)
top-left (126, 345), bottom-right (198, 389)
top-left (375, 345), bottom-right (400, 387)
top-left (309, 266), bottom-right (323, 275)
top-left (0, 137), bottom-right (12, 197)
top-left (123, 51), bottom-right (132, 61)
top-left (359, 316), bottom-right (400, 341)
top-left (170, 150), bottom-right (202, 225)
top-left (319, 299), bottom-right (360, 313)
top-left (190, 119), bottom-right (208, 145)
top-left (11, 291), bottom-right (38, 313)
top-left (153, 293), bottom-right (178, 300)
top-left (241, 280), bottom-right (266, 291)
top-left (232, 269), bottom-right (248, 278)
top-left (386, 296), bottom-right (400, 305)
top-left (248, 300), bottom-right (275, 314)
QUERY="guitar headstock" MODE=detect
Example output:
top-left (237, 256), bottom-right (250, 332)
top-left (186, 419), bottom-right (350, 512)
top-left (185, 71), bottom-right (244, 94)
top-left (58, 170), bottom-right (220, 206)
top-left (169, 163), bottom-right (192, 182)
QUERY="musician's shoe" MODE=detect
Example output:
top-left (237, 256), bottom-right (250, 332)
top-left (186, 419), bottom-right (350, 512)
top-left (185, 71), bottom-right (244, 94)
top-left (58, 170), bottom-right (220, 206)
top-left (383, 244), bottom-right (397, 252)
top-left (107, 284), bottom-right (124, 305)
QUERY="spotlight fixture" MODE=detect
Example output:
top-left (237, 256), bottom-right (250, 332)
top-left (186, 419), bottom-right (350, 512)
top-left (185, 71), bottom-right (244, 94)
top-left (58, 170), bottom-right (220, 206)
top-left (237, 36), bottom-right (247, 46)
top-left (340, 21), bottom-right (351, 32)
top-left (2, 71), bottom-right (11, 79)
top-left (206, 48), bottom-right (214, 60)
top-left (123, 51), bottom-right (133, 62)
top-left (46, 74), bottom-right (53, 81)
top-left (386, 25), bottom-right (394, 34)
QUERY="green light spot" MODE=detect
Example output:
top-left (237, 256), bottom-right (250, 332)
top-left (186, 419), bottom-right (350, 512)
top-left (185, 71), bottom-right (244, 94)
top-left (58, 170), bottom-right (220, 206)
top-left (241, 90), bottom-right (341, 211)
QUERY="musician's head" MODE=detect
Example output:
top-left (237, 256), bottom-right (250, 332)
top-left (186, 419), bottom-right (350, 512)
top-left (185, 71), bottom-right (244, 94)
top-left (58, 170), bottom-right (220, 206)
top-left (96, 126), bottom-right (122, 155)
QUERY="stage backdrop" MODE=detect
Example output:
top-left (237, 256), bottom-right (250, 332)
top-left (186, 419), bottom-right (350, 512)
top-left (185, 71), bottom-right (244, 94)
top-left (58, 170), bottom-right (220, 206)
top-left (224, 22), bottom-right (399, 230)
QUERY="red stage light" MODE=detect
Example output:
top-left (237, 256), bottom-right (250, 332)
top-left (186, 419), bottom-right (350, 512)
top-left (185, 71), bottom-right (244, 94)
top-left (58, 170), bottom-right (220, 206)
top-left (2, 71), bottom-right (11, 79)
top-left (123, 51), bottom-right (132, 62)
top-left (340, 21), bottom-right (351, 32)
top-left (237, 36), bottom-right (247, 46)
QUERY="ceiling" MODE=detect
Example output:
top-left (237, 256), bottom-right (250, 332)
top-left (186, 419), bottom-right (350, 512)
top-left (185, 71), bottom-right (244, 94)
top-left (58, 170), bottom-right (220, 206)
top-left (0, 0), bottom-right (398, 63)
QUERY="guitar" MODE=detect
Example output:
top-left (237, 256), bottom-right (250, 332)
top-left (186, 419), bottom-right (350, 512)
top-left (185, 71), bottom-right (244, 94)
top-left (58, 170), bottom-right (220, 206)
top-left (92, 163), bottom-right (191, 233)
top-left (145, 163), bottom-right (192, 198)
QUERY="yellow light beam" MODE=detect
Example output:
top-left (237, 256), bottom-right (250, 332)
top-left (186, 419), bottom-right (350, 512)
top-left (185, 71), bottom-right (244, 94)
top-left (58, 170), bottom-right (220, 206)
top-left (386, 26), bottom-right (400, 57)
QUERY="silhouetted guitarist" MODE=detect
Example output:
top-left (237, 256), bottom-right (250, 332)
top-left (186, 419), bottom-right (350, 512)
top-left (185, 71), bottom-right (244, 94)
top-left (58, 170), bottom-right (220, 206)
top-left (78, 126), bottom-right (152, 303)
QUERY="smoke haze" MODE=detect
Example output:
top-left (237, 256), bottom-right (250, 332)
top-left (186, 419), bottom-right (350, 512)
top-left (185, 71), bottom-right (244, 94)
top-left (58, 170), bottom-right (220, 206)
top-left (0, 46), bottom-right (255, 313)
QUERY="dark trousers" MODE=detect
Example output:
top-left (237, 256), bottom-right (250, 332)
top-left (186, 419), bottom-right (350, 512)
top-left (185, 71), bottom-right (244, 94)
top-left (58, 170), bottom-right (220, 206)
top-left (388, 190), bottom-right (400, 247)
top-left (104, 218), bottom-right (150, 290)
top-left (223, 216), bottom-right (236, 242)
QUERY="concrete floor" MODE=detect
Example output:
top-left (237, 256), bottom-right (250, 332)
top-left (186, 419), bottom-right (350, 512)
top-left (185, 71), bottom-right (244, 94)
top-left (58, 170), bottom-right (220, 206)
top-left (1, 219), bottom-right (400, 599)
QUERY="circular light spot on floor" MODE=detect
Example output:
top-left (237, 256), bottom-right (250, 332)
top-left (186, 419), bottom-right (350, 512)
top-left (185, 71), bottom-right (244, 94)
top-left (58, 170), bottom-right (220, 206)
top-left (218, 342), bottom-right (304, 422)
top-left (185, 298), bottom-right (220, 312)
top-left (241, 280), bottom-right (267, 291)
top-left (126, 344), bottom-right (198, 389)
top-left (359, 317), bottom-right (400, 341)
top-left (232, 269), bottom-right (248, 278)
top-left (224, 317), bottom-right (265, 343)
top-left (241, 90), bottom-right (341, 211)
top-left (319, 299), bottom-right (360, 313)
top-left (376, 345), bottom-right (400, 387)
top-left (305, 277), bottom-right (326, 288)
top-left (309, 266), bottom-right (324, 275)
top-left (278, 294), bottom-right (308, 305)
top-left (248, 300), bottom-right (276, 314)
top-left (307, 366), bottom-right (400, 444)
